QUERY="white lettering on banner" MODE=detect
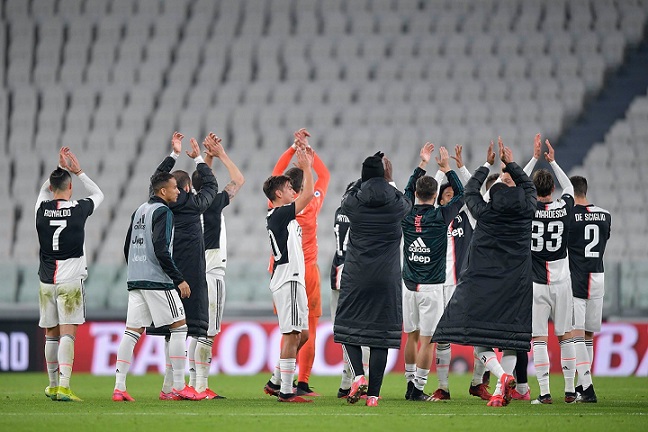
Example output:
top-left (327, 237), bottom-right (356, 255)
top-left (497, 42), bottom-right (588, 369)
top-left (0, 332), bottom-right (29, 371)
top-left (593, 323), bottom-right (638, 376)
top-left (131, 336), bottom-right (165, 374)
top-left (218, 322), bottom-right (267, 375)
top-left (90, 323), bottom-right (124, 375)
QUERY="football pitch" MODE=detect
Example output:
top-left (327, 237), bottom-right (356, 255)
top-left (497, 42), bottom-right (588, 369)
top-left (1, 373), bottom-right (647, 432)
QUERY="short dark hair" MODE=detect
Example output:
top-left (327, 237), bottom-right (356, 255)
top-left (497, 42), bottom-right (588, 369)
top-left (533, 169), bottom-right (554, 197)
top-left (485, 173), bottom-right (500, 190)
top-left (263, 175), bottom-right (291, 201)
top-left (437, 182), bottom-right (451, 205)
top-left (172, 170), bottom-right (191, 190)
top-left (284, 167), bottom-right (303, 192)
top-left (191, 170), bottom-right (202, 191)
top-left (570, 175), bottom-right (588, 197)
top-left (417, 176), bottom-right (438, 202)
top-left (151, 172), bottom-right (175, 194)
top-left (49, 168), bottom-right (72, 192)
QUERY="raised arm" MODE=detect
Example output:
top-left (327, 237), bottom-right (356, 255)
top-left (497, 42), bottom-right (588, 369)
top-left (65, 148), bottom-right (104, 209)
top-left (523, 133), bottom-right (541, 176)
top-left (405, 142), bottom-right (434, 201)
top-left (186, 137), bottom-right (218, 213)
top-left (204, 132), bottom-right (245, 201)
top-left (501, 139), bottom-right (537, 212)
top-left (465, 142), bottom-right (495, 219)
top-left (294, 146), bottom-right (315, 214)
top-left (543, 138), bottom-right (574, 197)
top-left (451, 144), bottom-right (472, 185)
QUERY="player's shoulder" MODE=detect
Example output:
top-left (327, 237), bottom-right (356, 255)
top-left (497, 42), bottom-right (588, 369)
top-left (587, 204), bottom-right (610, 215)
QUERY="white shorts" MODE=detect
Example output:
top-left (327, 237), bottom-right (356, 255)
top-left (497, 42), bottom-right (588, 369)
top-left (402, 283), bottom-right (445, 337)
top-left (206, 271), bottom-right (226, 337)
top-left (573, 297), bottom-right (603, 333)
top-left (125, 289), bottom-right (186, 329)
top-left (532, 280), bottom-right (573, 337)
top-left (273, 281), bottom-right (308, 334)
top-left (443, 284), bottom-right (456, 307)
top-left (330, 289), bottom-right (340, 322)
top-left (39, 280), bottom-right (86, 328)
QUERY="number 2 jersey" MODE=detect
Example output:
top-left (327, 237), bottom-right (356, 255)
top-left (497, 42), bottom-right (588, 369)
top-left (35, 174), bottom-right (103, 284)
top-left (330, 206), bottom-right (350, 290)
top-left (568, 204), bottom-right (611, 299)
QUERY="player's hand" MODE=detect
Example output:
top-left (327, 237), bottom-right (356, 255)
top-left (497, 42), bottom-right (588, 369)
top-left (487, 140), bottom-right (495, 165)
top-left (65, 148), bottom-right (82, 174)
top-left (544, 139), bottom-right (555, 163)
top-left (171, 131), bottom-right (184, 154)
top-left (419, 142), bottom-right (434, 165)
top-left (294, 147), bottom-right (312, 170)
top-left (293, 128), bottom-right (311, 148)
top-left (204, 133), bottom-right (225, 158)
top-left (177, 281), bottom-right (190, 298)
top-left (451, 144), bottom-right (463, 168)
top-left (383, 156), bottom-right (393, 182)
top-left (533, 133), bottom-right (542, 159)
top-left (436, 146), bottom-right (450, 172)
top-left (186, 138), bottom-right (200, 158)
top-left (59, 147), bottom-right (70, 170)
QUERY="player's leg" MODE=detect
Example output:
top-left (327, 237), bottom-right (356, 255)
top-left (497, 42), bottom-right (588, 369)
top-left (469, 347), bottom-right (492, 400)
top-left (296, 264), bottom-right (321, 394)
top-left (197, 272), bottom-right (226, 398)
top-left (511, 350), bottom-right (530, 399)
top-left (343, 344), bottom-right (367, 404)
top-left (331, 288), bottom-right (353, 397)
top-left (39, 281), bottom-right (60, 400)
top-left (554, 281), bottom-right (576, 402)
top-left (55, 280), bottom-right (86, 402)
top-left (402, 286), bottom-right (419, 399)
top-left (366, 347), bottom-right (388, 401)
top-left (576, 296), bottom-right (601, 402)
top-left (475, 346), bottom-right (515, 407)
top-left (532, 282), bottom-right (552, 403)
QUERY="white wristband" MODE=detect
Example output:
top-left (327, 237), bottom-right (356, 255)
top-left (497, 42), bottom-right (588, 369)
top-left (193, 155), bottom-right (205, 164)
top-left (170, 151), bottom-right (180, 160)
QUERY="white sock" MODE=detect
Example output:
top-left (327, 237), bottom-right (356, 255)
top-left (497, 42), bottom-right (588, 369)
top-left (585, 339), bottom-right (594, 370)
top-left (340, 361), bottom-right (353, 390)
top-left (560, 338), bottom-right (576, 393)
top-left (45, 336), bottom-right (59, 388)
top-left (58, 334), bottom-right (75, 389)
top-left (414, 368), bottom-right (429, 391)
top-left (533, 340), bottom-right (550, 396)
top-left (279, 358), bottom-right (296, 395)
top-left (500, 350), bottom-right (517, 374)
top-left (161, 338), bottom-right (173, 393)
top-left (476, 347), bottom-right (504, 396)
top-left (405, 363), bottom-right (416, 382)
top-left (114, 330), bottom-right (140, 392)
top-left (471, 348), bottom-right (486, 386)
top-left (194, 337), bottom-right (213, 393)
top-left (271, 362), bottom-right (281, 386)
top-left (169, 325), bottom-right (188, 391)
top-left (361, 346), bottom-right (370, 377)
top-left (517, 382), bottom-right (529, 394)
top-left (436, 343), bottom-right (451, 390)
top-left (187, 337), bottom-right (198, 388)
top-left (574, 336), bottom-right (593, 389)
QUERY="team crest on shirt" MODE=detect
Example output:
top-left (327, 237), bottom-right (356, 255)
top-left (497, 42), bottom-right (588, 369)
top-left (314, 191), bottom-right (321, 197)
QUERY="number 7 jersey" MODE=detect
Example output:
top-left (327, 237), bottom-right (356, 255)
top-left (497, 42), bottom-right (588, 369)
top-left (531, 193), bottom-right (574, 284)
top-left (568, 204), bottom-right (611, 299)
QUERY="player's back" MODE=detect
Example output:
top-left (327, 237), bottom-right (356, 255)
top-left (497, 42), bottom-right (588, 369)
top-left (36, 198), bottom-right (94, 283)
top-left (568, 204), bottom-right (611, 297)
top-left (531, 195), bottom-right (574, 284)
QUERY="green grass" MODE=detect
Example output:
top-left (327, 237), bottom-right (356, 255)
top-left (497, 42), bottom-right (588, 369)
top-left (1, 373), bottom-right (647, 432)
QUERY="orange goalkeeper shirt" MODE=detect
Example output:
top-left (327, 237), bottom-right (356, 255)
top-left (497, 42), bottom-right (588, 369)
top-left (270, 147), bottom-right (330, 265)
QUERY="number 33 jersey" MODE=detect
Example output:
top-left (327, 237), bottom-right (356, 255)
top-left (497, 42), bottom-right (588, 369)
top-left (531, 193), bottom-right (574, 284)
top-left (568, 204), bottom-right (611, 299)
top-left (36, 198), bottom-right (95, 284)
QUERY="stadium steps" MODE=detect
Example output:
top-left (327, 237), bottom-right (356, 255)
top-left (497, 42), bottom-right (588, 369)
top-left (558, 22), bottom-right (648, 173)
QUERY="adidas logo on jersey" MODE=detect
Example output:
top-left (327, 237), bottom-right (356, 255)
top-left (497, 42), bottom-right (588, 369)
top-left (408, 237), bottom-right (430, 253)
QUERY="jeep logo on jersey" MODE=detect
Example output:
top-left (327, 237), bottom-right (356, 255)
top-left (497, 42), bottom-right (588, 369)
top-left (408, 237), bottom-right (430, 253)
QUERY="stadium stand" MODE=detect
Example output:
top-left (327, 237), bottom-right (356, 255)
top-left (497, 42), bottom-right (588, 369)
top-left (1, 0), bottom-right (647, 317)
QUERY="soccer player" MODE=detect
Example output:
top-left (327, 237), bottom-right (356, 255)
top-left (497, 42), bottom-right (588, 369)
top-left (433, 139), bottom-right (536, 408)
top-left (402, 143), bottom-right (464, 402)
top-left (568, 175), bottom-right (611, 403)
top-left (270, 128), bottom-right (330, 396)
top-left (334, 151), bottom-right (412, 407)
top-left (263, 143), bottom-right (315, 403)
top-left (523, 135), bottom-right (577, 405)
top-left (113, 172), bottom-right (193, 402)
top-left (37, 147), bottom-right (104, 402)
top-left (152, 132), bottom-right (218, 400)
top-left (189, 132), bottom-right (245, 399)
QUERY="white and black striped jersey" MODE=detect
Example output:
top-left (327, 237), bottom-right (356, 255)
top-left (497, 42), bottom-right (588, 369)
top-left (445, 209), bottom-right (475, 285)
top-left (330, 206), bottom-right (350, 290)
top-left (531, 194), bottom-right (575, 284)
top-left (36, 198), bottom-right (95, 284)
top-left (203, 191), bottom-right (230, 272)
top-left (266, 202), bottom-right (305, 292)
top-left (568, 204), bottom-right (611, 299)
